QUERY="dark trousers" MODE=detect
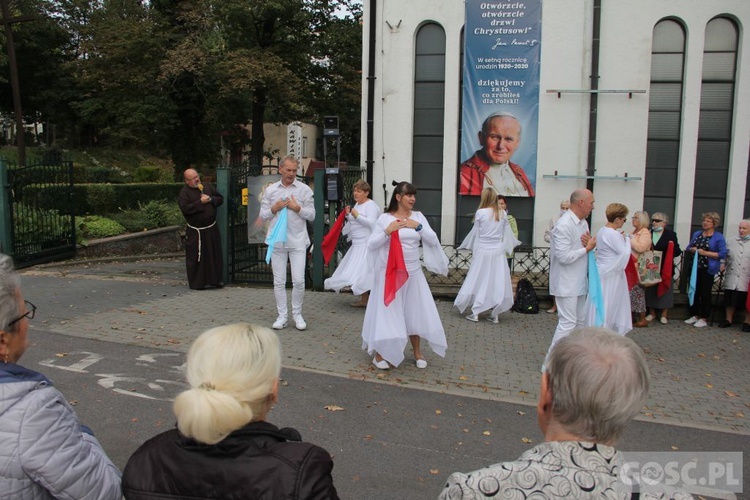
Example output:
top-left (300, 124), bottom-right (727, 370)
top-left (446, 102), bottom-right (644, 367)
top-left (689, 269), bottom-right (714, 319)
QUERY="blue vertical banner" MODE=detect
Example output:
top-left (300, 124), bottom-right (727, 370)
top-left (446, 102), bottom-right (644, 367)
top-left (459, 0), bottom-right (542, 198)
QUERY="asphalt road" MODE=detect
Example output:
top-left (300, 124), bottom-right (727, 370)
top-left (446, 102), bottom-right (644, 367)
top-left (21, 329), bottom-right (749, 500)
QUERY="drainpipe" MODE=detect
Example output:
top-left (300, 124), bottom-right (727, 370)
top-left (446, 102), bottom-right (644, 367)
top-left (365, 0), bottom-right (377, 191)
top-left (586, 0), bottom-right (601, 195)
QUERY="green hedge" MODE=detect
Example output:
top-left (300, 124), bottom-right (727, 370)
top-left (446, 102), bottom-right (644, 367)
top-left (25, 183), bottom-right (184, 215)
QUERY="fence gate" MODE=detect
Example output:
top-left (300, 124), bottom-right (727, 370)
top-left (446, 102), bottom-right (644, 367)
top-left (226, 162), bottom-right (274, 284)
top-left (5, 159), bottom-right (76, 267)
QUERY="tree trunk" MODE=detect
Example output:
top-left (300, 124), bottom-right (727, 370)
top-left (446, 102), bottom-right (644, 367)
top-left (250, 88), bottom-right (266, 167)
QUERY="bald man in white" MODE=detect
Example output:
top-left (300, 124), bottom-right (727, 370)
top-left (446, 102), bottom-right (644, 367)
top-left (544, 189), bottom-right (596, 368)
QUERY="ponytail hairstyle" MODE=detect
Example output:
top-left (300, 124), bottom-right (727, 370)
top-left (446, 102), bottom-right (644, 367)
top-left (173, 323), bottom-right (281, 444)
top-left (478, 187), bottom-right (500, 221)
top-left (386, 181), bottom-right (417, 214)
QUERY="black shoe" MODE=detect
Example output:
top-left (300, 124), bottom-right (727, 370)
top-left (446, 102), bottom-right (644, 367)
top-left (718, 320), bottom-right (731, 328)
top-left (742, 323), bottom-right (750, 333)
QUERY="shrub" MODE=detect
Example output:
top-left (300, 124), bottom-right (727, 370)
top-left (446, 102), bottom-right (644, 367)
top-left (109, 210), bottom-right (151, 232)
top-left (133, 166), bottom-right (162, 183)
top-left (12, 204), bottom-right (70, 240)
top-left (86, 184), bottom-right (116, 213)
top-left (27, 183), bottom-right (184, 215)
top-left (75, 215), bottom-right (126, 243)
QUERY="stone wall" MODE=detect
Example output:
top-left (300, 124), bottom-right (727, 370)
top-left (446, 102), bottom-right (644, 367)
top-left (77, 226), bottom-right (183, 259)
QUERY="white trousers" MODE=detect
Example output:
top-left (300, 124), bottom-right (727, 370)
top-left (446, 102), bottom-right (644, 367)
top-left (271, 245), bottom-right (306, 318)
top-left (543, 294), bottom-right (586, 368)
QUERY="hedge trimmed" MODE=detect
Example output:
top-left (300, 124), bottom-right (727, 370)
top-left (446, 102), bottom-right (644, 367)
top-left (26, 183), bottom-right (184, 215)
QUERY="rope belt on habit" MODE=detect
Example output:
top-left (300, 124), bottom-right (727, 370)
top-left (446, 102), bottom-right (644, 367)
top-left (187, 220), bottom-right (216, 262)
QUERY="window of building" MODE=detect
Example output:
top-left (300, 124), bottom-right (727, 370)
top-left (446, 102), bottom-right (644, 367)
top-left (691, 16), bottom-right (738, 233)
top-left (643, 19), bottom-right (686, 223)
top-left (412, 23), bottom-right (446, 237)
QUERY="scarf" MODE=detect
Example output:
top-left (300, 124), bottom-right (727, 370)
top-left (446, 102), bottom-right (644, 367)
top-left (384, 231), bottom-right (409, 306)
top-left (265, 207), bottom-right (288, 264)
top-left (321, 209), bottom-right (347, 265)
top-left (656, 241), bottom-right (674, 297)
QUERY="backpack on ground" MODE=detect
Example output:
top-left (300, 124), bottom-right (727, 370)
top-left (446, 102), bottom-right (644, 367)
top-left (512, 278), bottom-right (539, 314)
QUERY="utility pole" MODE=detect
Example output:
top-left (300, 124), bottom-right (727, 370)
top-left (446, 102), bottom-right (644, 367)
top-left (0, 0), bottom-right (39, 167)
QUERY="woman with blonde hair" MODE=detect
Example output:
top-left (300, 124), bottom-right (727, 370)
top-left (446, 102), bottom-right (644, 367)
top-left (586, 203), bottom-right (632, 334)
top-left (630, 211), bottom-right (651, 327)
top-left (123, 323), bottom-right (339, 499)
top-left (325, 179), bottom-right (381, 307)
top-left (454, 187), bottom-right (518, 323)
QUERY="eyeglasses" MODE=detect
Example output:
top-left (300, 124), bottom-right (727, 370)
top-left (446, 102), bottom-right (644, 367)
top-left (652, 219), bottom-right (663, 223)
top-left (8, 300), bottom-right (36, 327)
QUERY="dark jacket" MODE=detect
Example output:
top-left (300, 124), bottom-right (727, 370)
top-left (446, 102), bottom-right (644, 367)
top-left (122, 421), bottom-right (339, 500)
top-left (652, 228), bottom-right (682, 270)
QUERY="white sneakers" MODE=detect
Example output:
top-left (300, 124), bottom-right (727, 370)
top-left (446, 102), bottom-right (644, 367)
top-left (645, 314), bottom-right (655, 322)
top-left (487, 316), bottom-right (499, 324)
top-left (415, 358), bottom-right (427, 369)
top-left (465, 314), bottom-right (479, 322)
top-left (684, 316), bottom-right (708, 327)
top-left (660, 317), bottom-right (668, 325)
top-left (293, 314), bottom-right (307, 331)
top-left (273, 315), bottom-right (306, 330)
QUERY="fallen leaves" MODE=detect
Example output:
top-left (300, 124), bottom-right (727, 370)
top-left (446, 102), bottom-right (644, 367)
top-left (521, 437), bottom-right (533, 443)
top-left (324, 405), bottom-right (345, 412)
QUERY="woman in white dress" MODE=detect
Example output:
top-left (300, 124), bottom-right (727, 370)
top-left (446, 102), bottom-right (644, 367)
top-left (324, 180), bottom-right (381, 307)
top-left (454, 188), bottom-right (517, 323)
top-left (362, 182), bottom-right (448, 370)
top-left (586, 203), bottom-right (633, 335)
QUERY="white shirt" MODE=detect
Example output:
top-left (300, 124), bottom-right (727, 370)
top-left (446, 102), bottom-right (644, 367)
top-left (260, 179), bottom-right (315, 249)
top-left (342, 199), bottom-right (381, 246)
top-left (484, 162), bottom-right (529, 196)
top-left (549, 210), bottom-right (590, 297)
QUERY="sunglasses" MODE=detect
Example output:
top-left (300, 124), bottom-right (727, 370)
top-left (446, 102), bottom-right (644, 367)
top-left (652, 219), bottom-right (663, 223)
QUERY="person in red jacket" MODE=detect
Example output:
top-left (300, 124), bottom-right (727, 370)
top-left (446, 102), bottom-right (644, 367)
top-left (459, 112), bottom-right (535, 197)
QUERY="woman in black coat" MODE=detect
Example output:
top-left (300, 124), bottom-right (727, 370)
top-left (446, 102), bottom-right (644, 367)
top-left (645, 212), bottom-right (681, 324)
top-left (122, 323), bottom-right (339, 500)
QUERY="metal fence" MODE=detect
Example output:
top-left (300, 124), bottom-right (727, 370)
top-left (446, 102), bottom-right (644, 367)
top-left (2, 159), bottom-right (76, 267)
top-left (225, 161), bottom-right (368, 285)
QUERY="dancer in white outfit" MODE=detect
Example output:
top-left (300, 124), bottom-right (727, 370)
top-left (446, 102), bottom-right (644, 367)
top-left (586, 203), bottom-right (633, 335)
top-left (260, 156), bottom-right (315, 331)
top-left (362, 182), bottom-right (449, 370)
top-left (454, 188), bottom-right (518, 323)
top-left (545, 189), bottom-right (596, 368)
top-left (324, 180), bottom-right (381, 307)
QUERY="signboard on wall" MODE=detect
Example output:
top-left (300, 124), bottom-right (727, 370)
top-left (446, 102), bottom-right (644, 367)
top-left (459, 0), bottom-right (542, 198)
top-left (287, 122), bottom-right (303, 173)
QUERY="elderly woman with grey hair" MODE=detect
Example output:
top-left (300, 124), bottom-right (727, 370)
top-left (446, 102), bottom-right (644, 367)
top-left (630, 210), bottom-right (652, 327)
top-left (439, 328), bottom-right (651, 499)
top-left (719, 219), bottom-right (750, 331)
top-left (0, 253), bottom-right (122, 499)
top-left (645, 212), bottom-right (682, 324)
